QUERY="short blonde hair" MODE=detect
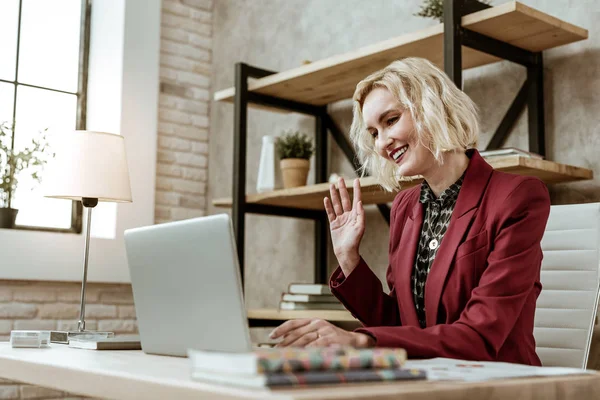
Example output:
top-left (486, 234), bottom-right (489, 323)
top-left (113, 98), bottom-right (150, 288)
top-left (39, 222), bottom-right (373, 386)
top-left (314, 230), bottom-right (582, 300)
top-left (350, 57), bottom-right (480, 192)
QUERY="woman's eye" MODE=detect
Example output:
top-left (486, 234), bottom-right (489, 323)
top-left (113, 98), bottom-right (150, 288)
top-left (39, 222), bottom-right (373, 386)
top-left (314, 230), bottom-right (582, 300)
top-left (387, 116), bottom-right (399, 126)
top-left (370, 131), bottom-right (378, 139)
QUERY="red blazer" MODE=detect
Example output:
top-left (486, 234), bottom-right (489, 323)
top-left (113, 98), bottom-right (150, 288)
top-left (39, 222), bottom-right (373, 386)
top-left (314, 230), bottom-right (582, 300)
top-left (330, 149), bottom-right (551, 366)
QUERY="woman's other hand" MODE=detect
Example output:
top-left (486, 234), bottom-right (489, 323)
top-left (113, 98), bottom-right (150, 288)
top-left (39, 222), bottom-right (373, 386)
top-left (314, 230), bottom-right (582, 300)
top-left (325, 178), bottom-right (365, 276)
top-left (269, 318), bottom-right (375, 348)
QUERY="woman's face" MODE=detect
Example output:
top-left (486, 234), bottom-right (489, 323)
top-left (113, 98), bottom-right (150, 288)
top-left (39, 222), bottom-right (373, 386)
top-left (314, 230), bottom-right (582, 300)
top-left (362, 87), bottom-right (435, 178)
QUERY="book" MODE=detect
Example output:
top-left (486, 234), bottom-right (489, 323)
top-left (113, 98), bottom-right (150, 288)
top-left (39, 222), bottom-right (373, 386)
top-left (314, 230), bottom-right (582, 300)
top-left (480, 147), bottom-right (544, 159)
top-left (188, 346), bottom-right (408, 375)
top-left (288, 283), bottom-right (331, 295)
top-left (279, 301), bottom-right (346, 311)
top-left (68, 336), bottom-right (142, 350)
top-left (281, 293), bottom-right (338, 303)
top-left (190, 367), bottom-right (427, 388)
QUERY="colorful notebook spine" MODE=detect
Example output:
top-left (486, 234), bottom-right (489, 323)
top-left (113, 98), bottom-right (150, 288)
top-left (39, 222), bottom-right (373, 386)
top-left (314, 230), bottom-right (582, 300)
top-left (255, 347), bottom-right (407, 374)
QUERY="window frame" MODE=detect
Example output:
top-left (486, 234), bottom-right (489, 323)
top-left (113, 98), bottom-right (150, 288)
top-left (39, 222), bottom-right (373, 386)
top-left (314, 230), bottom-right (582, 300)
top-left (0, 0), bottom-right (91, 234)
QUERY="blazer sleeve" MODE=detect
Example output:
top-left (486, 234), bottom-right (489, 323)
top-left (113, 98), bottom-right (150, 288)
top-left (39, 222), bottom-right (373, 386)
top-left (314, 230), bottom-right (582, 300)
top-left (328, 193), bottom-right (405, 327)
top-left (355, 178), bottom-right (550, 360)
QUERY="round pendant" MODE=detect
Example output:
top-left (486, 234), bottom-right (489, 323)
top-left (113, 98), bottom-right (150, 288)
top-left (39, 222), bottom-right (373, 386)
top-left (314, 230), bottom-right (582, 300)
top-left (429, 238), bottom-right (439, 250)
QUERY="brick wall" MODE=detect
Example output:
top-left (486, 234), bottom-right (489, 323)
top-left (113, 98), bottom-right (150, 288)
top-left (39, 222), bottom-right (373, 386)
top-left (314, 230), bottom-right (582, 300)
top-left (155, 0), bottom-right (212, 223)
top-left (0, 0), bottom-right (213, 398)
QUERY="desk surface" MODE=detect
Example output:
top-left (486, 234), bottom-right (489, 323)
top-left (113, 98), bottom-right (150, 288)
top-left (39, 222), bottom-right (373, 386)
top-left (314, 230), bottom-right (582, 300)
top-left (1, 343), bottom-right (600, 400)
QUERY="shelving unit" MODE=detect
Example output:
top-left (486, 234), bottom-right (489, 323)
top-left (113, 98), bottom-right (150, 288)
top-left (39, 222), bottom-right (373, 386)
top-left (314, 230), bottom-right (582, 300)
top-left (213, 0), bottom-right (592, 327)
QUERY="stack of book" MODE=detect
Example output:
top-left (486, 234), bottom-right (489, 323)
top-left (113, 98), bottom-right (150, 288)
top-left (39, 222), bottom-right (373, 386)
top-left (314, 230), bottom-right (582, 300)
top-left (480, 147), bottom-right (544, 159)
top-left (279, 283), bottom-right (345, 311)
top-left (188, 346), bottom-right (427, 387)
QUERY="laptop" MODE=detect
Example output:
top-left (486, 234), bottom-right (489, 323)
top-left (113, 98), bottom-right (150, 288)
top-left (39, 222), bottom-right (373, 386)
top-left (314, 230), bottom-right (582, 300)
top-left (123, 213), bottom-right (253, 357)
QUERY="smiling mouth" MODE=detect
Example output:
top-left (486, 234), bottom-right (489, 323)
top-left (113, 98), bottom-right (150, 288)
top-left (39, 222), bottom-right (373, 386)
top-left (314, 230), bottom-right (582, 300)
top-left (390, 145), bottom-right (408, 163)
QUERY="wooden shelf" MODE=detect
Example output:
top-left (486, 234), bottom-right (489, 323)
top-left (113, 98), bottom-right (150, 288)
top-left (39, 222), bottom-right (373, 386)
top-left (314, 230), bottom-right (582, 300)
top-left (213, 156), bottom-right (593, 210)
top-left (247, 308), bottom-right (357, 322)
top-left (213, 1), bottom-right (587, 109)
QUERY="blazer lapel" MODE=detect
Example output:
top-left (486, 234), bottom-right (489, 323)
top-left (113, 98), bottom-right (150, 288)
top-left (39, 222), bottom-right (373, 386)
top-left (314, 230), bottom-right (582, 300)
top-left (396, 198), bottom-right (423, 327)
top-left (424, 150), bottom-right (494, 327)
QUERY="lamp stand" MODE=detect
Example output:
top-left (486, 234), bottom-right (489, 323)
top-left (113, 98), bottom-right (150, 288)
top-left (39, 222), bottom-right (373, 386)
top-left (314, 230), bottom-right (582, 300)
top-left (50, 198), bottom-right (115, 344)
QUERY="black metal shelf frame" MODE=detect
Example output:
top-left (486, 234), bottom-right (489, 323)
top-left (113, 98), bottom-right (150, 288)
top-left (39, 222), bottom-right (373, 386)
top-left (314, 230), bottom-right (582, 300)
top-left (229, 0), bottom-right (547, 304)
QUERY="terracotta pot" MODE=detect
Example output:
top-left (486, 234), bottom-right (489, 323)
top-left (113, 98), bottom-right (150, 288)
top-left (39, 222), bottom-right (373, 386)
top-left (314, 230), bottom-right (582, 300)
top-left (0, 208), bottom-right (18, 229)
top-left (280, 158), bottom-right (310, 188)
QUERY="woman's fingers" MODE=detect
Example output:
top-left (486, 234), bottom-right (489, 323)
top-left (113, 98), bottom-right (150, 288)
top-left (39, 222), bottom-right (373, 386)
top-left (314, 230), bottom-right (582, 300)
top-left (353, 178), bottom-right (362, 209)
top-left (324, 197), bottom-right (336, 223)
top-left (269, 318), bottom-right (312, 340)
top-left (329, 183), bottom-right (344, 216)
top-left (338, 178), bottom-right (352, 212)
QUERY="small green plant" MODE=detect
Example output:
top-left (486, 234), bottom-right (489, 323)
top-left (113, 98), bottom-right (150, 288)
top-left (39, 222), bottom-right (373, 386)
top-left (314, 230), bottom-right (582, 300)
top-left (415, 0), bottom-right (492, 22)
top-left (0, 121), bottom-right (53, 209)
top-left (276, 131), bottom-right (314, 160)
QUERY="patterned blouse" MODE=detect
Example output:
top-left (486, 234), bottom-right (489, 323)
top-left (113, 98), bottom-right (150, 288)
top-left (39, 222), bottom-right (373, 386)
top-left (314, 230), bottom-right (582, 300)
top-left (412, 175), bottom-right (464, 328)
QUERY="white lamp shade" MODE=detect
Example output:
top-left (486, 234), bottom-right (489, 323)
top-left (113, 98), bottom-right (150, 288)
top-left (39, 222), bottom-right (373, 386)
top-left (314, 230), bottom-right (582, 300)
top-left (43, 131), bottom-right (133, 203)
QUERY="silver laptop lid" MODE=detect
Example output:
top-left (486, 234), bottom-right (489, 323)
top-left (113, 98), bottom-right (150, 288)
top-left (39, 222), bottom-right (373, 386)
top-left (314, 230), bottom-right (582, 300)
top-left (124, 213), bottom-right (252, 356)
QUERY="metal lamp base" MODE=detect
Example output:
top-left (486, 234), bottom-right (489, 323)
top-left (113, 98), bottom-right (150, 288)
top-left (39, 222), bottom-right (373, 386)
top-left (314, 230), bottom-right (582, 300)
top-left (50, 330), bottom-right (114, 344)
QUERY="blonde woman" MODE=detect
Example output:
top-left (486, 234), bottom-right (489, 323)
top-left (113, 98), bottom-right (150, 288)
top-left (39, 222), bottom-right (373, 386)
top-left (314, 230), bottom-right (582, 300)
top-left (270, 57), bottom-right (551, 366)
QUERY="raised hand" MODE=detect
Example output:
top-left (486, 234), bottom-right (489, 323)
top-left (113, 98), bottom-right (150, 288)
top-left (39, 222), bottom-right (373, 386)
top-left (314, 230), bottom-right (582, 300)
top-left (324, 178), bottom-right (365, 276)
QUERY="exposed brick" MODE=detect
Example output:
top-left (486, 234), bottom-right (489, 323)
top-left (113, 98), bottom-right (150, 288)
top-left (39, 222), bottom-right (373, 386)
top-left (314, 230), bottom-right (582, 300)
top-left (187, 87), bottom-right (210, 101)
top-left (13, 320), bottom-right (56, 331)
top-left (160, 109), bottom-right (192, 125)
top-left (98, 320), bottom-right (137, 334)
top-left (157, 177), bottom-right (206, 195)
top-left (160, 82), bottom-right (187, 98)
top-left (191, 141), bottom-right (209, 154)
top-left (181, 0), bottom-right (213, 11)
top-left (159, 122), bottom-right (208, 141)
top-left (0, 386), bottom-right (19, 399)
top-left (157, 150), bottom-right (177, 164)
top-left (174, 152), bottom-right (208, 168)
top-left (179, 194), bottom-right (206, 209)
top-left (85, 304), bottom-right (118, 319)
top-left (20, 385), bottom-right (64, 399)
top-left (0, 320), bottom-right (11, 335)
top-left (171, 207), bottom-right (205, 220)
top-left (0, 304), bottom-right (37, 319)
top-left (190, 8), bottom-right (212, 24)
top-left (161, 14), bottom-right (211, 36)
top-left (161, 39), bottom-right (211, 62)
top-left (38, 304), bottom-right (79, 319)
top-left (162, 1), bottom-right (193, 18)
top-left (161, 26), bottom-right (188, 43)
top-left (157, 163), bottom-right (183, 178)
top-left (181, 166), bottom-right (207, 182)
top-left (99, 292), bottom-right (134, 305)
top-left (160, 55), bottom-right (210, 76)
top-left (57, 320), bottom-right (97, 332)
top-left (188, 32), bottom-right (212, 50)
top-left (0, 289), bottom-right (11, 302)
top-left (158, 136), bottom-right (192, 152)
top-left (56, 288), bottom-right (100, 303)
top-left (118, 306), bottom-right (137, 319)
top-left (12, 289), bottom-right (57, 303)
top-left (155, 206), bottom-right (171, 219)
top-left (155, 190), bottom-right (181, 206)
top-left (160, 94), bottom-right (209, 115)
top-left (191, 115), bottom-right (209, 128)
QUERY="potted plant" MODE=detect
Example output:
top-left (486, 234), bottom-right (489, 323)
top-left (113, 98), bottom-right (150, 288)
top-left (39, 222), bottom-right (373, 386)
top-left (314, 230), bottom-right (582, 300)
top-left (275, 131), bottom-right (314, 189)
top-left (414, 0), bottom-right (491, 22)
top-left (0, 122), bottom-right (52, 229)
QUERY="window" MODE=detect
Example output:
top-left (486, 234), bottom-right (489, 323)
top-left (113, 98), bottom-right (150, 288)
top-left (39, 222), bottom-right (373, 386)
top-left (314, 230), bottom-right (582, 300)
top-left (0, 0), bottom-right (90, 232)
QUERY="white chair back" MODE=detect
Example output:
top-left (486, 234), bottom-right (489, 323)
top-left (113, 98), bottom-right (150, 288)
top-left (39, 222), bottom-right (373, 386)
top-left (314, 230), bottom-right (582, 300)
top-left (535, 202), bottom-right (600, 368)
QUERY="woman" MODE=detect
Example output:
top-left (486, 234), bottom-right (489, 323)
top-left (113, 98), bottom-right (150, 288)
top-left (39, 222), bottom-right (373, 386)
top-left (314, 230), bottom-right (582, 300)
top-left (270, 57), bottom-right (550, 365)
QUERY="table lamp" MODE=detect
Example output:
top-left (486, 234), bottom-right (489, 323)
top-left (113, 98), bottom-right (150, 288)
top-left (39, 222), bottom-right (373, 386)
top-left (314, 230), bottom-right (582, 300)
top-left (43, 130), bottom-right (132, 343)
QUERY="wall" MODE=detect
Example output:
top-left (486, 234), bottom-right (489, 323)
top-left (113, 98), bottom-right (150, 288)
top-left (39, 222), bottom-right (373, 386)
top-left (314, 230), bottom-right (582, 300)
top-left (0, 0), bottom-right (213, 398)
top-left (209, 0), bottom-right (600, 348)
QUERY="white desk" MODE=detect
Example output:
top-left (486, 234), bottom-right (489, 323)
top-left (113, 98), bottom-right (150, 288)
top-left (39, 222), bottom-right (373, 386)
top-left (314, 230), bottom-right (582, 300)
top-left (1, 343), bottom-right (599, 400)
